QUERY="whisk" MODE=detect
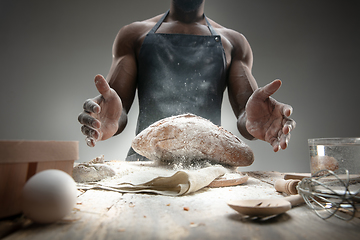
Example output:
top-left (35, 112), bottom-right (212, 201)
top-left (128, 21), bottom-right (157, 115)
top-left (297, 168), bottom-right (360, 221)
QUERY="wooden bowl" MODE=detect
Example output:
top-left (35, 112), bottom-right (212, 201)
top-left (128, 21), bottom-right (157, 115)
top-left (0, 140), bottom-right (78, 218)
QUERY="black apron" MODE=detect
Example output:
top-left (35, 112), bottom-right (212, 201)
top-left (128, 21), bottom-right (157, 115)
top-left (127, 10), bottom-right (227, 161)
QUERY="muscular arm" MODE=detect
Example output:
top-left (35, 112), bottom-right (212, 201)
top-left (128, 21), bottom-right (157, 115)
top-left (78, 23), bottom-right (144, 147)
top-left (106, 23), bottom-right (141, 136)
top-left (226, 32), bottom-right (258, 140)
top-left (226, 31), bottom-right (295, 151)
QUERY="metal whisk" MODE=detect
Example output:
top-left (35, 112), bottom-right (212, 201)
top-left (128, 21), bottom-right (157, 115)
top-left (297, 168), bottom-right (360, 221)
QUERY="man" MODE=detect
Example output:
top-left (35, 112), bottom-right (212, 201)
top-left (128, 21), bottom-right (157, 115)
top-left (78, 0), bottom-right (296, 162)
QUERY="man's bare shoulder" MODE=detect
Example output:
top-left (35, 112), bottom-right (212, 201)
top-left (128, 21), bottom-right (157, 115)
top-left (208, 18), bottom-right (251, 60)
top-left (118, 14), bottom-right (163, 39)
top-left (209, 19), bottom-right (248, 45)
top-left (112, 13), bottom-right (163, 55)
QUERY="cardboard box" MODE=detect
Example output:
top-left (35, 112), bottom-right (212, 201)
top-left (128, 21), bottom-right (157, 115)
top-left (0, 140), bottom-right (79, 219)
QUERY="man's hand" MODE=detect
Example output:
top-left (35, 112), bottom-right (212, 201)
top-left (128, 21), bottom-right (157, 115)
top-left (245, 79), bottom-right (296, 152)
top-left (78, 75), bottom-right (122, 147)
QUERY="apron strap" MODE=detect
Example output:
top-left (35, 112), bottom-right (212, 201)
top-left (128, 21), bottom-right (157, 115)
top-left (149, 10), bottom-right (170, 34)
top-left (204, 16), bottom-right (218, 35)
top-left (149, 10), bottom-right (218, 36)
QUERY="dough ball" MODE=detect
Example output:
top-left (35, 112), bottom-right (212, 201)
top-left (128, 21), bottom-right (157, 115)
top-left (72, 163), bottom-right (116, 183)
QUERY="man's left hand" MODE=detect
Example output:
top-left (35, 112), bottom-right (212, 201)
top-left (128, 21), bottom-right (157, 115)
top-left (245, 79), bottom-right (296, 152)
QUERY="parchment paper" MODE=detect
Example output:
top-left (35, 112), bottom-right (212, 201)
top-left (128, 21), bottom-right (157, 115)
top-left (76, 162), bottom-right (227, 196)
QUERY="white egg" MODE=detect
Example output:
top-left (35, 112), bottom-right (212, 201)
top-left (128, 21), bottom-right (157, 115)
top-left (22, 169), bottom-right (77, 224)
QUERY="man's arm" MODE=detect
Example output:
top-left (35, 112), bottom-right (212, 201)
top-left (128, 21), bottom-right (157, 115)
top-left (226, 31), bottom-right (258, 140)
top-left (226, 31), bottom-right (295, 152)
top-left (78, 23), bottom-right (140, 146)
top-left (106, 23), bottom-right (140, 135)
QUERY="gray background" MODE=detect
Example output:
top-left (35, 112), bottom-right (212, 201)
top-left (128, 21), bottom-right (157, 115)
top-left (1, 0), bottom-right (359, 172)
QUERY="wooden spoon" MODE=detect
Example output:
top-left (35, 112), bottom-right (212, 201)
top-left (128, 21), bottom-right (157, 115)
top-left (227, 194), bottom-right (304, 217)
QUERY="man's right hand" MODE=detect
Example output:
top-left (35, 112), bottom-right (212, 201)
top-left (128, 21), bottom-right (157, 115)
top-left (78, 74), bottom-right (122, 147)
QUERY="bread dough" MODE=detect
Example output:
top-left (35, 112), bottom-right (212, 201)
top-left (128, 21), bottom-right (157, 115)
top-left (131, 114), bottom-right (254, 167)
top-left (72, 155), bottom-right (116, 183)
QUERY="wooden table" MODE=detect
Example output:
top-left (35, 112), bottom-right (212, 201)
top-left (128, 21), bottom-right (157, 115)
top-left (1, 171), bottom-right (359, 240)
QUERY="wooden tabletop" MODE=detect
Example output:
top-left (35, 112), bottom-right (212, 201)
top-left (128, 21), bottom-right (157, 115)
top-left (1, 171), bottom-right (359, 240)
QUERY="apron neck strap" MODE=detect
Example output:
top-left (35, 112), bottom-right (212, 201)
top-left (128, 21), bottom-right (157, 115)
top-left (204, 15), bottom-right (218, 35)
top-left (149, 10), bottom-right (170, 34)
top-left (149, 10), bottom-right (218, 35)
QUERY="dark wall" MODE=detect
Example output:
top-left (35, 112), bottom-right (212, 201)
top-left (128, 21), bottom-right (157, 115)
top-left (1, 0), bottom-right (359, 172)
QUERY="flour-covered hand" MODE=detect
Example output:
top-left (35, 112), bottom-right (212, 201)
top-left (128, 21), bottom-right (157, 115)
top-left (245, 80), bottom-right (296, 152)
top-left (78, 75), bottom-right (122, 147)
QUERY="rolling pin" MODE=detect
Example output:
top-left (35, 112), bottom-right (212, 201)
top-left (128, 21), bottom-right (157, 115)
top-left (274, 179), bottom-right (300, 195)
